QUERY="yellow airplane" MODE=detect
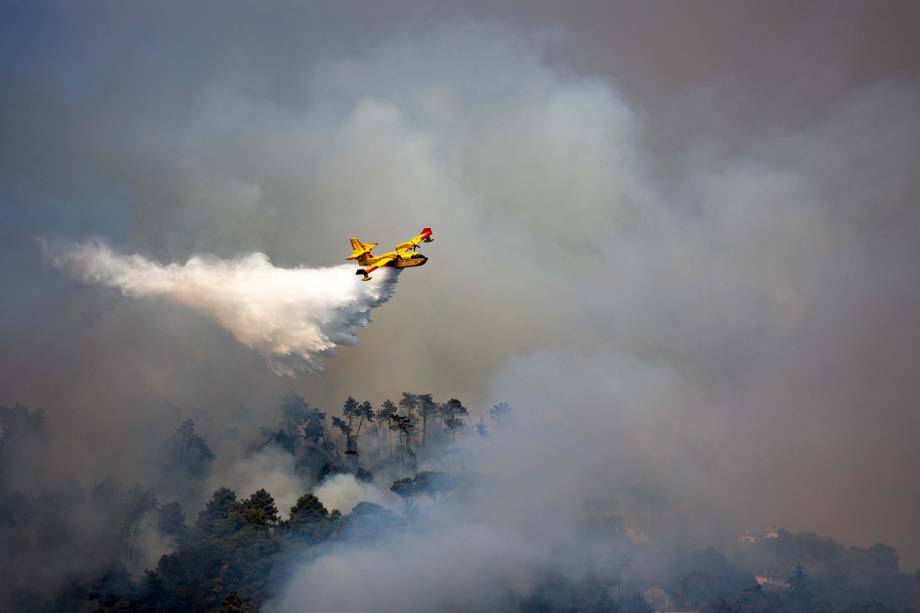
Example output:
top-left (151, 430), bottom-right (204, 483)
top-left (348, 227), bottom-right (433, 281)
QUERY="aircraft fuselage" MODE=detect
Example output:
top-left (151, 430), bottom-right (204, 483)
top-left (391, 253), bottom-right (428, 268)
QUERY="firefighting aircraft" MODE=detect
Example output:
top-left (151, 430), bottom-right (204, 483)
top-left (347, 227), bottom-right (433, 281)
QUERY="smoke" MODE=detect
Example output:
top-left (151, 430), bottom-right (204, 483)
top-left (270, 353), bottom-right (710, 613)
top-left (208, 446), bottom-right (306, 517)
top-left (47, 241), bottom-right (399, 376)
top-left (313, 473), bottom-right (403, 514)
top-left (2, 3), bottom-right (920, 608)
top-left (277, 518), bottom-right (540, 613)
top-left (253, 18), bottom-right (919, 610)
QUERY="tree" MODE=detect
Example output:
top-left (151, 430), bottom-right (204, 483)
top-left (197, 487), bottom-right (238, 536)
top-left (301, 404), bottom-right (329, 447)
top-left (622, 592), bottom-right (653, 613)
top-left (390, 471), bottom-right (455, 503)
top-left (173, 419), bottom-right (215, 478)
top-left (342, 396), bottom-right (360, 422)
top-left (389, 414), bottom-right (416, 471)
top-left (280, 392), bottom-right (311, 439)
top-left (356, 401), bottom-right (375, 436)
top-left (261, 393), bottom-right (314, 454)
top-left (289, 402), bottom-right (338, 478)
top-left (331, 414), bottom-right (355, 460)
top-left (87, 563), bottom-right (135, 610)
top-left (140, 486), bottom-right (291, 612)
top-left (785, 563), bottom-right (815, 613)
top-left (341, 502), bottom-right (407, 542)
top-left (441, 398), bottom-right (469, 442)
top-left (376, 400), bottom-right (398, 458)
top-left (158, 501), bottom-right (187, 545)
top-left (676, 548), bottom-right (753, 606)
top-left (122, 486), bottom-right (158, 564)
top-left (343, 400), bottom-right (375, 458)
top-left (489, 402), bottom-right (512, 425)
top-left (704, 585), bottom-right (788, 613)
top-left (703, 598), bottom-right (734, 613)
top-left (417, 393), bottom-right (438, 458)
top-left (476, 415), bottom-right (488, 437)
top-left (848, 543), bottom-right (899, 570)
top-left (339, 397), bottom-right (373, 458)
top-left (398, 393), bottom-right (418, 419)
top-left (521, 571), bottom-right (619, 613)
top-left (218, 591), bottom-right (259, 613)
top-left (288, 494), bottom-right (327, 524)
top-left (233, 489), bottom-right (280, 528)
top-left (285, 494), bottom-right (340, 544)
top-left (837, 603), bottom-right (900, 613)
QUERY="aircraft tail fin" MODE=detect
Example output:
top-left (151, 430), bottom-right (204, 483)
top-left (347, 237), bottom-right (378, 261)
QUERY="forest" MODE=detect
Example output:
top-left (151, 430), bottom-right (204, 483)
top-left (1, 396), bottom-right (918, 613)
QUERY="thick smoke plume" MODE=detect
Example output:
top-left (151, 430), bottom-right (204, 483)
top-left (48, 242), bottom-right (399, 375)
top-left (2, 4), bottom-right (920, 610)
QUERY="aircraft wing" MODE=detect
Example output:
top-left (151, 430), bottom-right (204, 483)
top-left (395, 227), bottom-right (433, 252)
top-left (357, 254), bottom-right (396, 279)
top-left (369, 254), bottom-right (396, 269)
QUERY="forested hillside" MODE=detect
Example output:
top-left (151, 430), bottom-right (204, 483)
top-left (2, 398), bottom-right (917, 612)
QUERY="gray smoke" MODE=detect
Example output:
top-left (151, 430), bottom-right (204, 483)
top-left (1, 2), bottom-right (919, 607)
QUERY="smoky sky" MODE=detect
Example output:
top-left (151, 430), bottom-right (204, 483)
top-left (2, 0), bottom-right (920, 573)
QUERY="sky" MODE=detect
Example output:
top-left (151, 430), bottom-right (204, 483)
top-left (2, 0), bottom-right (919, 571)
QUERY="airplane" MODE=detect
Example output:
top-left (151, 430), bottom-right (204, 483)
top-left (347, 227), bottom-right (433, 281)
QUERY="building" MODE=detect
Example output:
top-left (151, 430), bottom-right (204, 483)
top-left (755, 574), bottom-right (790, 589)
top-left (737, 532), bottom-right (761, 544)
top-left (738, 525), bottom-right (780, 544)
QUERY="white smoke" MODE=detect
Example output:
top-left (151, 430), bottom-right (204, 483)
top-left (47, 241), bottom-right (399, 375)
top-left (312, 473), bottom-right (403, 514)
top-left (209, 446), bottom-right (306, 518)
top-left (276, 520), bottom-right (539, 613)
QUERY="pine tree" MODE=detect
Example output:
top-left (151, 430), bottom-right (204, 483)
top-left (234, 489), bottom-right (279, 527)
top-left (376, 400), bottom-right (398, 458)
top-left (285, 494), bottom-right (337, 544)
top-left (417, 393), bottom-right (438, 459)
top-left (197, 487), bottom-right (237, 536)
top-left (441, 398), bottom-right (469, 443)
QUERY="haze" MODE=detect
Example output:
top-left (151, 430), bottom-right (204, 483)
top-left (1, 0), bottom-right (919, 597)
